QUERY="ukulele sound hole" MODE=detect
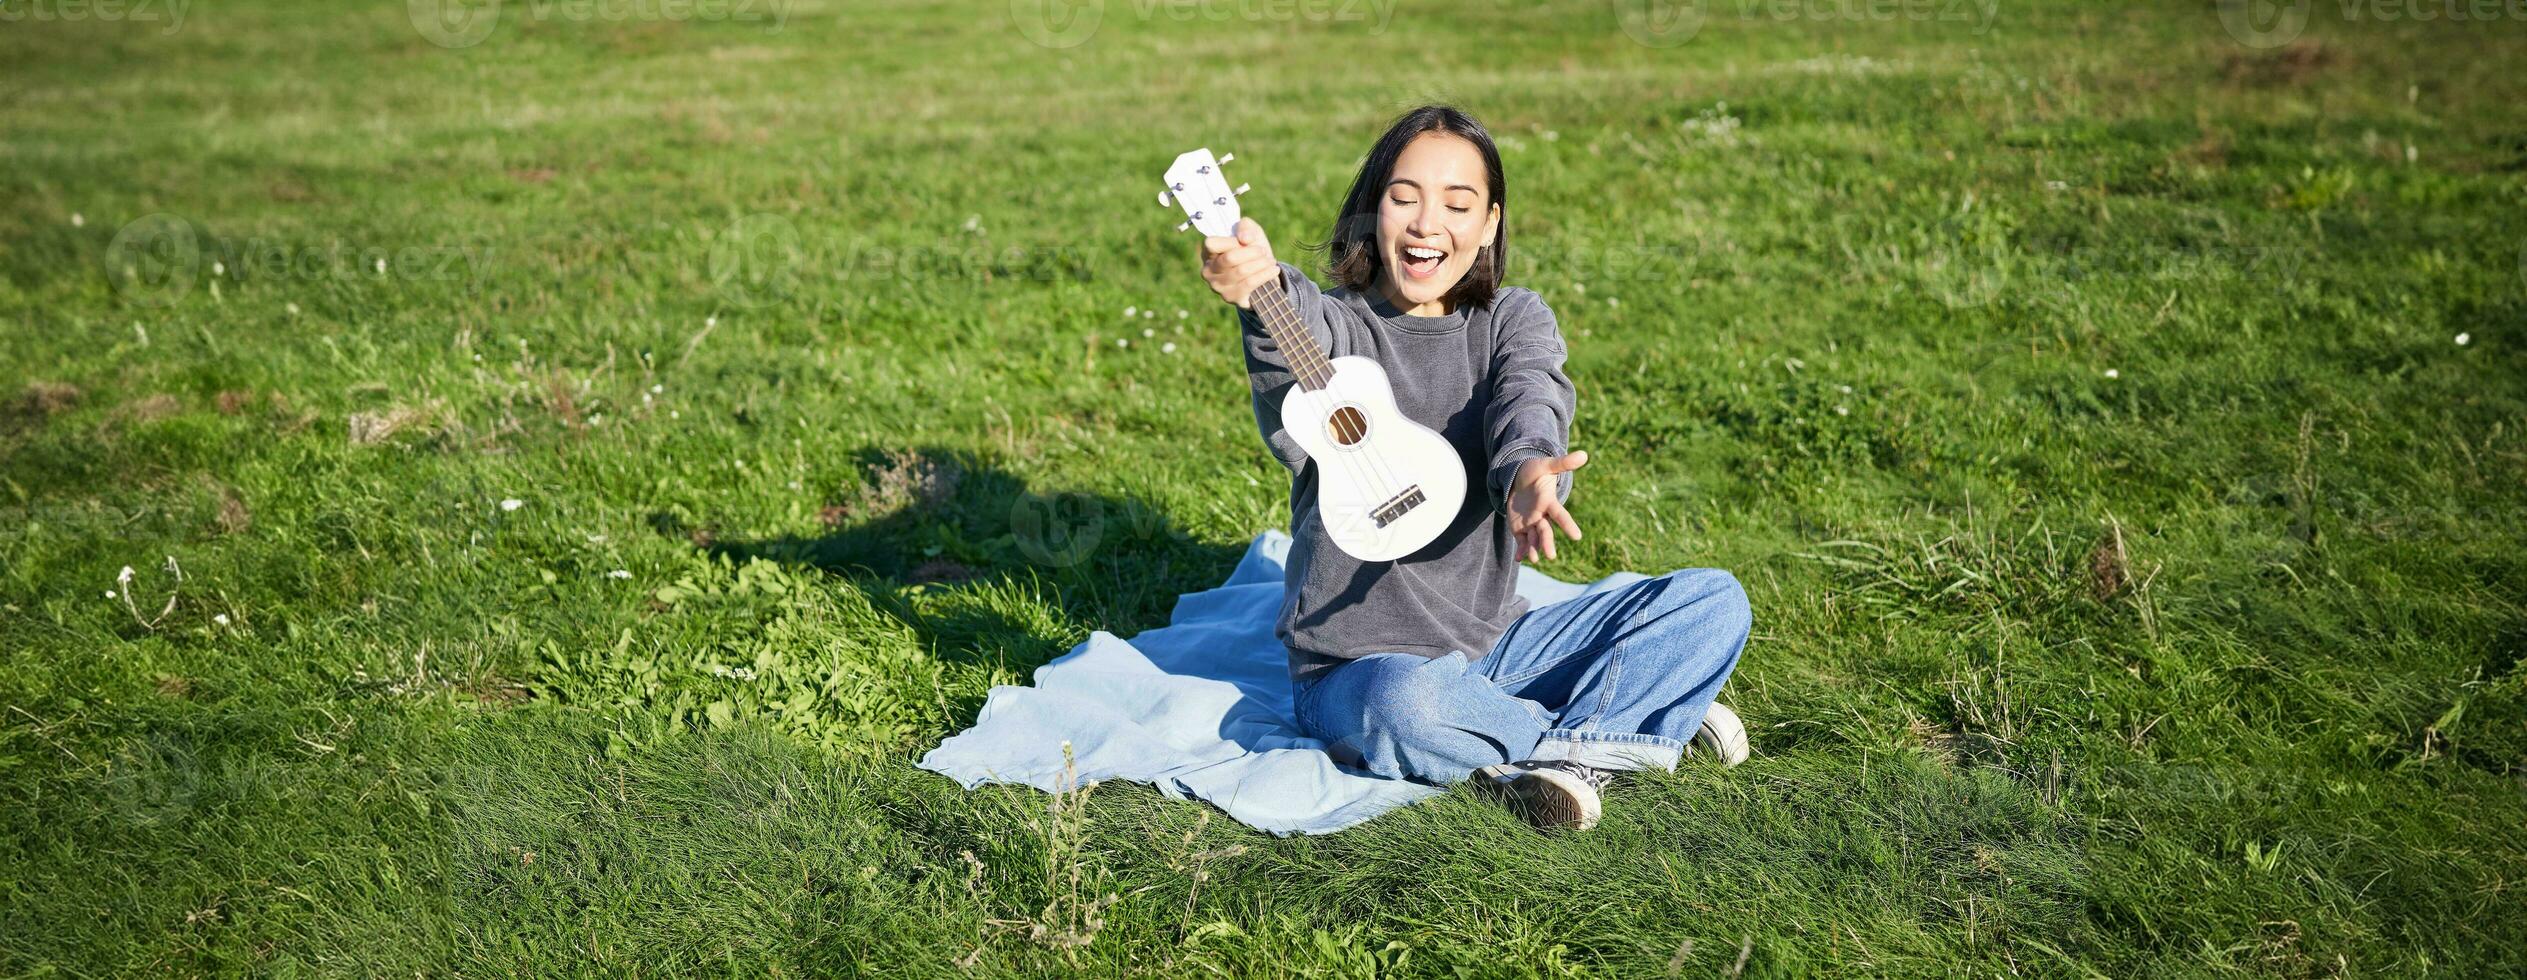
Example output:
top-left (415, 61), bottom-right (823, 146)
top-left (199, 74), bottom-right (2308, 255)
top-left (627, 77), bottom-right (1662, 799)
top-left (1326, 406), bottom-right (1369, 446)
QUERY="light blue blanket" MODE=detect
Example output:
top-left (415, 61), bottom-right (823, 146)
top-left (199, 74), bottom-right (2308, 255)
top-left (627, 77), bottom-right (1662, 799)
top-left (916, 530), bottom-right (1648, 836)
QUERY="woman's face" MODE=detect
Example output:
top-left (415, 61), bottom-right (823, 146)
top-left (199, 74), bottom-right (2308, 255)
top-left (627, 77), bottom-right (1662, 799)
top-left (1373, 132), bottom-right (1500, 316)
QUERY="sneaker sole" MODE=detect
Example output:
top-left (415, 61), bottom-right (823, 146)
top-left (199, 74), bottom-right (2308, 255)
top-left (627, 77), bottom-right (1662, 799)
top-left (1495, 767), bottom-right (1600, 832)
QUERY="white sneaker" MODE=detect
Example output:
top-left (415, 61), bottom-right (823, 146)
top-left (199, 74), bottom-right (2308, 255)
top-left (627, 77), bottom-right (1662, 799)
top-left (1690, 702), bottom-right (1751, 766)
top-left (1473, 759), bottom-right (1608, 832)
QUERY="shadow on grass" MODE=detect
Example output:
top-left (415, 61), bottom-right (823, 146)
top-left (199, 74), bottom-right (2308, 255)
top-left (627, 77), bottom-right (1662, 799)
top-left (649, 446), bottom-right (1245, 692)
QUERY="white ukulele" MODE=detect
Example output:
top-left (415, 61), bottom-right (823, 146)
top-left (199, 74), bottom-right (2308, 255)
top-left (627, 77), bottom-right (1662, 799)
top-left (1161, 147), bottom-right (1468, 561)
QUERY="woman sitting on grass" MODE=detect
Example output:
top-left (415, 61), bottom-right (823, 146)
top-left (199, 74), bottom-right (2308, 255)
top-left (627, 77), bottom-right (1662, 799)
top-left (1197, 105), bottom-right (1754, 832)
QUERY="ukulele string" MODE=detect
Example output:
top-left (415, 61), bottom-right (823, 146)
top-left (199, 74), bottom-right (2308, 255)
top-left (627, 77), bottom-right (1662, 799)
top-left (1259, 289), bottom-right (1413, 517)
top-left (1286, 303), bottom-right (1414, 503)
top-left (1255, 284), bottom-right (1389, 516)
top-left (1277, 298), bottom-right (1415, 507)
top-left (1263, 298), bottom-right (1385, 505)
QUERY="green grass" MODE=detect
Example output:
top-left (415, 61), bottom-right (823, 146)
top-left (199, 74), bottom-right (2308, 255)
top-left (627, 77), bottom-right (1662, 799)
top-left (4, 0), bottom-right (2525, 974)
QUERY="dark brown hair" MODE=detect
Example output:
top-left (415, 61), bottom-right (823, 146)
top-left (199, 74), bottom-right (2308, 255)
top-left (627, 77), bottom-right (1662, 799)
top-left (1321, 105), bottom-right (1508, 310)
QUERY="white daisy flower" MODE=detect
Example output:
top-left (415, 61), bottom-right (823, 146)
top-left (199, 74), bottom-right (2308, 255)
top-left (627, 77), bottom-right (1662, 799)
top-left (1123, 305), bottom-right (1137, 318)
top-left (213, 613), bottom-right (232, 625)
top-left (1162, 342), bottom-right (1178, 354)
top-left (72, 212), bottom-right (85, 227)
top-left (607, 569), bottom-right (632, 579)
top-left (2454, 333), bottom-right (2470, 346)
top-left (499, 498), bottom-right (524, 511)
top-left (2103, 369), bottom-right (2120, 379)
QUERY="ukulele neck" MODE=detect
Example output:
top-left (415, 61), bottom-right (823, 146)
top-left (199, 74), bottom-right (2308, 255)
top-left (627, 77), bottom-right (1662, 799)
top-left (1250, 276), bottom-right (1332, 391)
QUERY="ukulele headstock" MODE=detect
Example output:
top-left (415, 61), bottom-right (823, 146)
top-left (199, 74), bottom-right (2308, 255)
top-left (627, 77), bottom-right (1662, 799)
top-left (1158, 148), bottom-right (1249, 237)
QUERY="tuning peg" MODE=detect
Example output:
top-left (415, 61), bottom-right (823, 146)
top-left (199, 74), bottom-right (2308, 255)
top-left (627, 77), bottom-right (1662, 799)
top-left (1157, 190), bottom-right (1172, 207)
top-left (1219, 152), bottom-right (1235, 164)
top-left (1234, 183), bottom-right (1250, 196)
top-left (1175, 222), bottom-right (1190, 233)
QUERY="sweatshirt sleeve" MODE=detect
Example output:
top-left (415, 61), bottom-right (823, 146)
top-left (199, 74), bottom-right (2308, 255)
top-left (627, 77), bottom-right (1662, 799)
top-left (1239, 262), bottom-right (1361, 474)
top-left (1483, 289), bottom-right (1578, 517)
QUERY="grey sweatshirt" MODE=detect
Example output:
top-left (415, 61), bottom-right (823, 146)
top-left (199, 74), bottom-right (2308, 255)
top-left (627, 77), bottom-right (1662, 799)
top-left (1239, 263), bottom-right (1577, 684)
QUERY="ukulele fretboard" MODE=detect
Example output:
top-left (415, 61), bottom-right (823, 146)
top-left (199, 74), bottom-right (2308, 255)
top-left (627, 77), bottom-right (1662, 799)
top-left (1250, 277), bottom-right (1333, 391)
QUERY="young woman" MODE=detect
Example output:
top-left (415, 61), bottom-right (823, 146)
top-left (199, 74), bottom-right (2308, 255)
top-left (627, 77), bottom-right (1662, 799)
top-left (1197, 105), bottom-right (1753, 832)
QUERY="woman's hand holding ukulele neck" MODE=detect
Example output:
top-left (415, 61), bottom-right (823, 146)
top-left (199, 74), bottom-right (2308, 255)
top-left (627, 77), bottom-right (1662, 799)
top-left (1508, 450), bottom-right (1587, 562)
top-left (1200, 218), bottom-right (1278, 309)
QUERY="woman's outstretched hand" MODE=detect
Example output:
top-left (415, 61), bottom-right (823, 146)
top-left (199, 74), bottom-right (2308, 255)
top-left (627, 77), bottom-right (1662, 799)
top-left (1508, 450), bottom-right (1588, 562)
top-left (1199, 218), bottom-right (1278, 310)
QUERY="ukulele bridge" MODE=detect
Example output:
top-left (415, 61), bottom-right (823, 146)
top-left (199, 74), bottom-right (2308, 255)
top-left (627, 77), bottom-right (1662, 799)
top-left (1371, 485), bottom-right (1426, 528)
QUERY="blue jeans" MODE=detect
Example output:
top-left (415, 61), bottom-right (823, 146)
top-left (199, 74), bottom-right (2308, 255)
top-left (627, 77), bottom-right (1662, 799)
top-left (1290, 568), bottom-right (1750, 785)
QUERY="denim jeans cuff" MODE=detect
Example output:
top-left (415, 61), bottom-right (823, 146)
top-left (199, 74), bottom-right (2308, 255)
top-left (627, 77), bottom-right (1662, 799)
top-left (1530, 729), bottom-right (1683, 772)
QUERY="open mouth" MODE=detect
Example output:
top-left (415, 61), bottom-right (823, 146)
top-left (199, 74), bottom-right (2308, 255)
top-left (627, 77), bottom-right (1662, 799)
top-left (1398, 245), bottom-right (1448, 281)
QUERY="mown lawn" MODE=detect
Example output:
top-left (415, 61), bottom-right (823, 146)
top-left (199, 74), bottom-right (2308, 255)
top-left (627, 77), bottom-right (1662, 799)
top-left (3, 0), bottom-right (2523, 974)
